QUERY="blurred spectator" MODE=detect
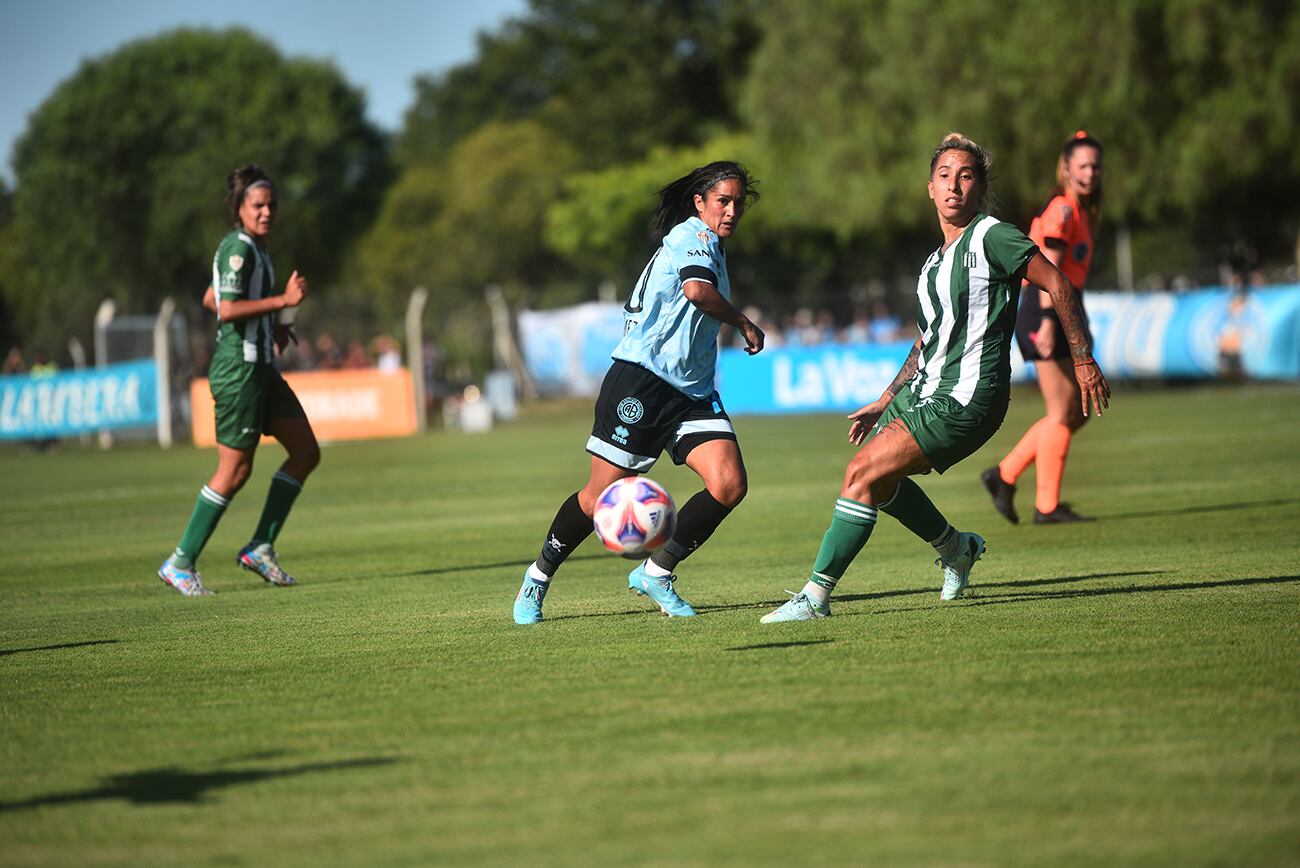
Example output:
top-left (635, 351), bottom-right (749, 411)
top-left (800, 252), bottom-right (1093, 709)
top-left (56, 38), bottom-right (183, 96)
top-left (29, 351), bottom-right (57, 377)
top-left (281, 335), bottom-right (317, 371)
top-left (314, 333), bottom-right (343, 370)
top-left (841, 308), bottom-right (871, 344)
top-left (3, 347), bottom-right (25, 375)
top-left (1216, 290), bottom-right (1249, 381)
top-left (867, 301), bottom-right (906, 343)
top-left (813, 308), bottom-right (837, 344)
top-left (371, 335), bottom-right (402, 372)
top-left (342, 339), bottom-right (373, 369)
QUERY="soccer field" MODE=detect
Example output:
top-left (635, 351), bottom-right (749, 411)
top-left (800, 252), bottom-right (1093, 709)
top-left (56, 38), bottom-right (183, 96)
top-left (2, 383), bottom-right (1298, 866)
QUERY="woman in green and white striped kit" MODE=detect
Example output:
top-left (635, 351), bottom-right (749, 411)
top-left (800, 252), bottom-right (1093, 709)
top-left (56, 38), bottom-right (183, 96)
top-left (762, 132), bottom-right (1110, 622)
top-left (158, 164), bottom-right (318, 596)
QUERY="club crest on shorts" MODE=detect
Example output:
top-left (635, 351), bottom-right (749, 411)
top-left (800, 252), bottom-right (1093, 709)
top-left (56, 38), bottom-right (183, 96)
top-left (617, 397), bottom-right (644, 424)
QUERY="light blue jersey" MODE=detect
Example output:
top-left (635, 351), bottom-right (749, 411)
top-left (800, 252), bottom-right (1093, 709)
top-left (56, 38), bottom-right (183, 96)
top-left (612, 216), bottom-right (729, 399)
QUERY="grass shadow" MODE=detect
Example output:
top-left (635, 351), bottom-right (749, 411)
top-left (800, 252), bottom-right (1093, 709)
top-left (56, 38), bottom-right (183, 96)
top-left (393, 553), bottom-right (605, 578)
top-left (726, 639), bottom-right (835, 652)
top-left (882, 574), bottom-right (1300, 614)
top-left (1104, 496), bottom-right (1300, 521)
top-left (0, 640), bottom-right (120, 658)
top-left (0, 756), bottom-right (399, 812)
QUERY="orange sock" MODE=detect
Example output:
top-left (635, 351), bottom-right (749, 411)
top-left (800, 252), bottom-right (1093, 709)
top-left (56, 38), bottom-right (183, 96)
top-left (998, 417), bottom-right (1051, 485)
top-left (1035, 422), bottom-right (1073, 513)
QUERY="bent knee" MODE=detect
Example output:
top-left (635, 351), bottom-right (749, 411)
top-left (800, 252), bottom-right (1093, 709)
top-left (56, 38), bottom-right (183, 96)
top-left (711, 475), bottom-right (748, 508)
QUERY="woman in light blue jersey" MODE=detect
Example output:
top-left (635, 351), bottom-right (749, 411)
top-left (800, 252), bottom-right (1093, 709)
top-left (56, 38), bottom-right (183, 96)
top-left (514, 161), bottom-right (765, 624)
top-left (761, 133), bottom-right (1109, 623)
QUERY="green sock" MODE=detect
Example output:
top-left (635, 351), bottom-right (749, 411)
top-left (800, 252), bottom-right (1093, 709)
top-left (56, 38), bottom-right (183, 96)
top-left (173, 485), bottom-right (230, 568)
top-left (251, 470), bottom-right (303, 546)
top-left (878, 477), bottom-right (948, 542)
top-left (802, 497), bottom-right (878, 602)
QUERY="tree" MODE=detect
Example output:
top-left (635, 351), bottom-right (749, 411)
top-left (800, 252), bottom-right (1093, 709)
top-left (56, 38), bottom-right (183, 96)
top-left (3, 28), bottom-right (390, 353)
top-left (348, 120), bottom-right (578, 374)
top-left (742, 0), bottom-right (1300, 278)
top-left (398, 0), bottom-right (761, 169)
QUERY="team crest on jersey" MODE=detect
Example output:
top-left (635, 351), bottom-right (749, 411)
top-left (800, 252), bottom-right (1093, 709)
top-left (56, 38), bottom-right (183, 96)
top-left (1073, 242), bottom-right (1089, 261)
top-left (228, 254), bottom-right (244, 272)
top-left (963, 251), bottom-right (978, 268)
top-left (696, 230), bottom-right (711, 243)
top-left (617, 397), bottom-right (644, 424)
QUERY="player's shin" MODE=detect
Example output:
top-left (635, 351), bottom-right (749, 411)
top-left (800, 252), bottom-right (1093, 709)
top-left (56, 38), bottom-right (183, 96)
top-left (878, 478), bottom-right (949, 544)
top-left (648, 490), bottom-right (732, 575)
top-left (801, 498), bottom-right (878, 603)
top-left (534, 492), bottom-right (593, 578)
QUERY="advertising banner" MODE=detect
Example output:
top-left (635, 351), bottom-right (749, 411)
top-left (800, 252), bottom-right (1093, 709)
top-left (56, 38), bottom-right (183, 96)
top-left (517, 287), bottom-right (1300, 413)
top-left (0, 359), bottom-right (158, 439)
top-left (190, 368), bottom-right (417, 447)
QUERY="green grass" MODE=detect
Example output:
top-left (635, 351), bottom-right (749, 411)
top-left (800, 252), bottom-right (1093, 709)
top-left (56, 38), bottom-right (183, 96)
top-left (2, 383), bottom-right (1298, 867)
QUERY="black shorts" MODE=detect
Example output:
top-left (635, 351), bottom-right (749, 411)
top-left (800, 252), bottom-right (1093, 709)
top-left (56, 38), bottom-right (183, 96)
top-left (586, 360), bottom-right (737, 472)
top-left (1015, 288), bottom-right (1093, 362)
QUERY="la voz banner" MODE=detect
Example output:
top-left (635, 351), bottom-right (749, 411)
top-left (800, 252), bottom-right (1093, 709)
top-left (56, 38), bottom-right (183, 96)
top-left (518, 286), bottom-right (1300, 413)
top-left (0, 359), bottom-right (158, 439)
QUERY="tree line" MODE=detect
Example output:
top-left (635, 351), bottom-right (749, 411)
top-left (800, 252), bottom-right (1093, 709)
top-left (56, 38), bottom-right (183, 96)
top-left (2, 0), bottom-right (1297, 372)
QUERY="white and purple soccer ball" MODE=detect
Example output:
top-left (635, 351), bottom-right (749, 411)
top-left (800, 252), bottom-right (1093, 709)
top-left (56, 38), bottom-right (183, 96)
top-left (592, 476), bottom-right (676, 558)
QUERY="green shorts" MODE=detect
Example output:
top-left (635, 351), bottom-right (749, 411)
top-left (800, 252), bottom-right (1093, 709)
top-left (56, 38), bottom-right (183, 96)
top-left (872, 387), bottom-right (1008, 474)
top-left (208, 354), bottom-right (307, 450)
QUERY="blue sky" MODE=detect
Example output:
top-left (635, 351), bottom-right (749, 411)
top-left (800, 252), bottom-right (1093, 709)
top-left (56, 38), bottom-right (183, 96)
top-left (0, 0), bottom-right (529, 182)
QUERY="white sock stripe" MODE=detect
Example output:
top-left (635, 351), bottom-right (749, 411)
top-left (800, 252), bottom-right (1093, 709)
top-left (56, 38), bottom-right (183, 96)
top-left (929, 524), bottom-right (956, 547)
top-left (835, 499), bottom-right (878, 521)
top-left (273, 471), bottom-right (303, 490)
top-left (199, 486), bottom-right (229, 507)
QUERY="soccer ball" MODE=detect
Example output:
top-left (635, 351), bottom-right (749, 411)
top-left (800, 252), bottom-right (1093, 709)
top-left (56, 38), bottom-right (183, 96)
top-left (592, 476), bottom-right (676, 558)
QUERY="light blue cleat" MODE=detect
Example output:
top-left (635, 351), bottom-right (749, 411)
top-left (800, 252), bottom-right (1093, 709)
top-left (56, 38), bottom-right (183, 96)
top-left (938, 531), bottom-right (985, 600)
top-left (760, 591), bottom-right (829, 623)
top-left (237, 542), bottom-right (297, 586)
top-left (514, 573), bottom-right (549, 624)
top-left (628, 563), bottom-right (696, 617)
top-left (159, 557), bottom-right (213, 597)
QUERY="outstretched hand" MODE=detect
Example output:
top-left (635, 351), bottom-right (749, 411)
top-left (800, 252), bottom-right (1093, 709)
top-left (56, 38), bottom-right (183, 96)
top-left (848, 396), bottom-right (891, 445)
top-left (1075, 360), bottom-right (1110, 417)
top-left (739, 319), bottom-right (765, 355)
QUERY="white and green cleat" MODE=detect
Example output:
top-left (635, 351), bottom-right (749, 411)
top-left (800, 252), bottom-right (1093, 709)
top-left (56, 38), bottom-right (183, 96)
top-left (760, 591), bottom-right (830, 623)
top-left (158, 557), bottom-right (213, 597)
top-left (237, 543), bottom-right (297, 586)
top-left (938, 531), bottom-right (985, 600)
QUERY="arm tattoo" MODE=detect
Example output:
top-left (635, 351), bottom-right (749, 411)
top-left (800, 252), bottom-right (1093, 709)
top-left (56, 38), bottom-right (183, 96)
top-left (1047, 284), bottom-right (1094, 362)
top-left (887, 340), bottom-right (922, 396)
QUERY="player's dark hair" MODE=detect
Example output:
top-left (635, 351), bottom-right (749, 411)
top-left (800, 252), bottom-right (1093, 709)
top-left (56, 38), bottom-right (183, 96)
top-left (651, 161), bottom-right (759, 242)
top-left (226, 164), bottom-right (276, 224)
top-left (1055, 130), bottom-right (1103, 227)
top-left (930, 132), bottom-right (994, 212)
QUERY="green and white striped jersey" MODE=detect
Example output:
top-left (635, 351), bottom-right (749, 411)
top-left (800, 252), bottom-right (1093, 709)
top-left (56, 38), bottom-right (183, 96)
top-left (909, 213), bottom-right (1038, 407)
top-left (212, 228), bottom-right (278, 365)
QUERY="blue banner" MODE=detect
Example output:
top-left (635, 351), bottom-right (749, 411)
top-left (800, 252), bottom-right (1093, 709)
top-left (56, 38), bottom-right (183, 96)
top-left (518, 286), bottom-right (1300, 413)
top-left (0, 359), bottom-right (158, 439)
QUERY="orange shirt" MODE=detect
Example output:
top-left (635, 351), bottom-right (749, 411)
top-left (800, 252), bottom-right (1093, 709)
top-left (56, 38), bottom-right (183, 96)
top-left (1027, 193), bottom-right (1093, 290)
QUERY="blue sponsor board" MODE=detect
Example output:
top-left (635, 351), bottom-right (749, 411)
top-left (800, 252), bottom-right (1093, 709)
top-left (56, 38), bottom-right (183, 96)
top-left (519, 286), bottom-right (1300, 413)
top-left (0, 359), bottom-right (158, 439)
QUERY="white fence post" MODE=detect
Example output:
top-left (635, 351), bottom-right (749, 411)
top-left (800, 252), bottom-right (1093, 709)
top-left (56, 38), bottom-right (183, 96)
top-left (93, 299), bottom-right (117, 449)
top-left (406, 287), bottom-right (429, 432)
top-left (153, 297), bottom-right (176, 449)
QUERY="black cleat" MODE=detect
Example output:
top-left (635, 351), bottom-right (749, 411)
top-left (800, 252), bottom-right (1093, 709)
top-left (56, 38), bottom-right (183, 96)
top-left (1033, 503), bottom-right (1095, 524)
top-left (980, 466), bottom-right (1019, 524)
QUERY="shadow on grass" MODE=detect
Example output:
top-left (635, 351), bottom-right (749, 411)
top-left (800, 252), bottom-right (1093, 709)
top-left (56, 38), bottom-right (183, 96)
top-left (1104, 496), bottom-right (1300, 521)
top-left (883, 574), bottom-right (1300, 614)
top-left (726, 639), bottom-right (835, 652)
top-left (393, 553), bottom-right (605, 578)
top-left (0, 640), bottom-right (120, 657)
top-left (690, 571), bottom-right (1168, 617)
top-left (0, 756), bottom-right (399, 812)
